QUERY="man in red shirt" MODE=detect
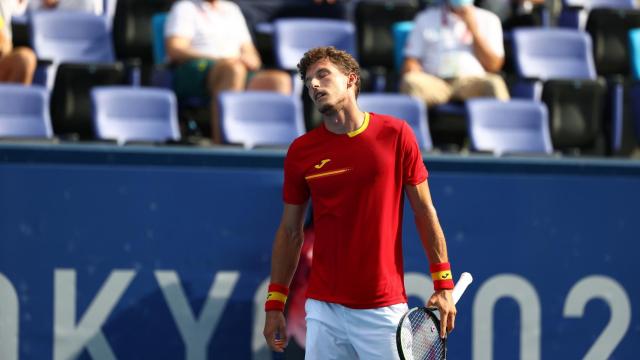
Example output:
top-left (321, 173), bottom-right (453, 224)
top-left (263, 46), bottom-right (456, 359)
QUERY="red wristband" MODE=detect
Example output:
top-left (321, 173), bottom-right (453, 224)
top-left (430, 262), bottom-right (454, 290)
top-left (264, 283), bottom-right (289, 312)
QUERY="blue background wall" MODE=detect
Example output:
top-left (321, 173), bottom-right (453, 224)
top-left (0, 144), bottom-right (638, 359)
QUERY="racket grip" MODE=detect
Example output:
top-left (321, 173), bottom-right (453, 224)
top-left (452, 272), bottom-right (473, 305)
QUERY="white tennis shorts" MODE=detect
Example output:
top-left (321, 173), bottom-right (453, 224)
top-left (305, 298), bottom-right (408, 360)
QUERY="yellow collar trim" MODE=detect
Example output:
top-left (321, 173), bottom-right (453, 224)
top-left (347, 112), bottom-right (370, 138)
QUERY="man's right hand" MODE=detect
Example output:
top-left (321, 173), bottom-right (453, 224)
top-left (263, 311), bottom-right (288, 353)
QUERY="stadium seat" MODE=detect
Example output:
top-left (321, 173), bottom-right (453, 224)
top-left (354, 1), bottom-right (420, 92)
top-left (585, 8), bottom-right (640, 154)
top-left (217, 91), bottom-right (304, 149)
top-left (273, 18), bottom-right (357, 71)
top-left (151, 13), bottom-right (168, 66)
top-left (30, 10), bottom-right (128, 139)
top-left (112, 0), bottom-right (174, 67)
top-left (392, 21), bottom-right (414, 74)
top-left (31, 11), bottom-right (115, 64)
top-left (91, 86), bottom-right (181, 144)
top-left (630, 28), bottom-right (640, 79)
top-left (586, 8), bottom-right (640, 77)
top-left (0, 85), bottom-right (53, 139)
top-left (466, 99), bottom-right (553, 155)
top-left (512, 28), bottom-right (608, 155)
top-left (558, 0), bottom-right (636, 29)
top-left (357, 93), bottom-right (432, 151)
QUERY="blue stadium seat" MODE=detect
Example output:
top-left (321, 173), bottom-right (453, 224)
top-left (630, 28), bottom-right (640, 79)
top-left (273, 18), bottom-right (357, 71)
top-left (392, 21), bottom-right (414, 74)
top-left (151, 13), bottom-right (168, 66)
top-left (0, 85), bottom-right (52, 139)
top-left (466, 99), bottom-right (553, 155)
top-left (91, 86), bottom-right (180, 144)
top-left (357, 93), bottom-right (432, 151)
top-left (218, 91), bottom-right (304, 149)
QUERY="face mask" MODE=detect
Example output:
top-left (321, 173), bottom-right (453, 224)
top-left (448, 0), bottom-right (473, 8)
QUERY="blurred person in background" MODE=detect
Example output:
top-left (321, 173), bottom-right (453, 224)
top-left (0, 0), bottom-right (36, 84)
top-left (400, 0), bottom-right (509, 107)
top-left (29, 0), bottom-right (103, 14)
top-left (165, 0), bottom-right (292, 144)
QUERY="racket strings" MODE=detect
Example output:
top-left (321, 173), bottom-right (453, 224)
top-left (399, 309), bottom-right (445, 360)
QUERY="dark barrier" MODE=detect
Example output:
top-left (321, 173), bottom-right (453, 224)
top-left (1, 143), bottom-right (639, 359)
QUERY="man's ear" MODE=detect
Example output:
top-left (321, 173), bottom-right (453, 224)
top-left (347, 73), bottom-right (357, 88)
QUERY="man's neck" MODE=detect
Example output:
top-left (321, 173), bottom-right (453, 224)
top-left (323, 102), bottom-right (365, 135)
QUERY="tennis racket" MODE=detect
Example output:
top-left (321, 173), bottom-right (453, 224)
top-left (396, 272), bottom-right (473, 360)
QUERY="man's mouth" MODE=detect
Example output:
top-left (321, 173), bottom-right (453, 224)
top-left (315, 91), bottom-right (327, 101)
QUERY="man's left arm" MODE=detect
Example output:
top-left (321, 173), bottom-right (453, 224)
top-left (405, 180), bottom-right (457, 338)
top-left (455, 5), bottom-right (504, 73)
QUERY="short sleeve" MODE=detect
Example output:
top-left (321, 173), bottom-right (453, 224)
top-left (404, 13), bottom-right (425, 60)
top-left (482, 10), bottom-right (504, 58)
top-left (400, 122), bottom-right (428, 185)
top-left (283, 143), bottom-right (310, 205)
top-left (165, 1), bottom-right (196, 39)
top-left (230, 3), bottom-right (252, 45)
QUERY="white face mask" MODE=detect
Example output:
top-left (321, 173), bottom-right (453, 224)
top-left (448, 0), bottom-right (473, 8)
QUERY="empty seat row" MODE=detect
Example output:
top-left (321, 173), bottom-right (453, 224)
top-left (0, 84), bottom-right (179, 145)
top-left (0, 83), bottom-right (560, 156)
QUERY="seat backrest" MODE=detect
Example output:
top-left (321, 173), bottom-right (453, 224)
top-left (586, 8), bottom-right (640, 76)
top-left (112, 0), bottom-right (173, 63)
top-left (392, 21), bottom-right (415, 73)
top-left (31, 10), bottom-right (115, 63)
top-left (355, 1), bottom-right (420, 69)
top-left (629, 28), bottom-right (640, 79)
top-left (91, 86), bottom-right (180, 143)
top-left (357, 93), bottom-right (432, 151)
top-left (151, 13), bottom-right (168, 65)
top-left (564, 0), bottom-right (635, 9)
top-left (466, 99), bottom-right (553, 155)
top-left (512, 28), bottom-right (596, 80)
top-left (274, 18), bottom-right (356, 70)
top-left (0, 85), bottom-right (52, 138)
top-left (218, 91), bottom-right (304, 148)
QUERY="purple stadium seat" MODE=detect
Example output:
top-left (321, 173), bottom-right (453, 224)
top-left (357, 93), bottom-right (432, 151)
top-left (466, 99), bottom-right (553, 155)
top-left (91, 86), bottom-right (180, 144)
top-left (217, 91), bottom-right (304, 149)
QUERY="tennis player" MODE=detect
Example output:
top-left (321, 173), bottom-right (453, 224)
top-left (263, 46), bottom-right (456, 359)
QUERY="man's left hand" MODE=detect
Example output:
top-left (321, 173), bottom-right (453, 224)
top-left (427, 289), bottom-right (456, 339)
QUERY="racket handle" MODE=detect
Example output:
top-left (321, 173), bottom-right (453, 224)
top-left (452, 272), bottom-right (473, 305)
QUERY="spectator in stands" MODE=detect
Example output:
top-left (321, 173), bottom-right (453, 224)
top-left (29, 0), bottom-right (104, 14)
top-left (165, 0), bottom-right (293, 143)
top-left (400, 0), bottom-right (509, 107)
top-left (0, 0), bottom-right (36, 84)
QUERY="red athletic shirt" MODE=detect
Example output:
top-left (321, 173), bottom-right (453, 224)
top-left (283, 112), bottom-right (428, 308)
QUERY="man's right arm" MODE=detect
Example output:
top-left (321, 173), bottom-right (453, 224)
top-left (402, 57), bottom-right (424, 74)
top-left (263, 202), bottom-right (308, 353)
top-left (166, 36), bottom-right (217, 64)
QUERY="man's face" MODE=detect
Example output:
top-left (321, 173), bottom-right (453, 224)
top-left (304, 58), bottom-right (353, 115)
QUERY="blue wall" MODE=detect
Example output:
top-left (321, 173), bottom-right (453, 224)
top-left (0, 144), bottom-right (639, 360)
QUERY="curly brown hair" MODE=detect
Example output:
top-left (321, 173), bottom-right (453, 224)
top-left (297, 46), bottom-right (361, 97)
